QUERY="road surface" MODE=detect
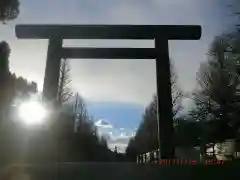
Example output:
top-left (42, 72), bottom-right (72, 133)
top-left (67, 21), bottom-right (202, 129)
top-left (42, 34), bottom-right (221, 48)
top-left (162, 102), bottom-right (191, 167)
top-left (0, 162), bottom-right (239, 180)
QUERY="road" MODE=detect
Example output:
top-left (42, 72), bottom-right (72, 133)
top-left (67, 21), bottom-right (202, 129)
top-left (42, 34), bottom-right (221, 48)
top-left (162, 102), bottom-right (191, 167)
top-left (0, 162), bottom-right (239, 180)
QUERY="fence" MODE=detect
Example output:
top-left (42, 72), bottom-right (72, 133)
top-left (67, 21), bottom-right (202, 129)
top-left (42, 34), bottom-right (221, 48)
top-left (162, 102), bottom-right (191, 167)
top-left (137, 149), bottom-right (160, 163)
top-left (137, 140), bottom-right (240, 163)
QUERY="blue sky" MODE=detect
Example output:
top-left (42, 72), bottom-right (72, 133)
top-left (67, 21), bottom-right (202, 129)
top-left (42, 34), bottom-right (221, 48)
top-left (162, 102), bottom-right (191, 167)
top-left (0, 0), bottom-right (237, 152)
top-left (87, 101), bottom-right (144, 129)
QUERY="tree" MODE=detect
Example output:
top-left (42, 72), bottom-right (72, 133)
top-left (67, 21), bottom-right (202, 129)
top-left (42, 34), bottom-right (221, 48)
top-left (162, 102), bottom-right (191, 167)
top-left (0, 41), bottom-right (10, 75)
top-left (0, 41), bottom-right (11, 122)
top-left (189, 34), bottom-right (240, 158)
top-left (0, 41), bottom-right (10, 86)
top-left (126, 138), bottom-right (138, 161)
top-left (174, 119), bottom-right (202, 147)
top-left (0, 0), bottom-right (20, 24)
top-left (0, 41), bottom-right (39, 163)
top-left (57, 59), bottom-right (73, 105)
top-left (114, 146), bottom-right (118, 153)
top-left (13, 76), bottom-right (37, 99)
top-left (231, 0), bottom-right (240, 28)
top-left (48, 91), bottom-right (117, 162)
top-left (73, 93), bottom-right (95, 134)
top-left (0, 40), bottom-right (38, 127)
top-left (192, 34), bottom-right (240, 131)
top-left (126, 61), bottom-right (183, 158)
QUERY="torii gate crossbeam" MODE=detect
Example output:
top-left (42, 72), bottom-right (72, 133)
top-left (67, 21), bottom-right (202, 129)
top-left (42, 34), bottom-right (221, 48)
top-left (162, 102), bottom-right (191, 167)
top-left (15, 24), bottom-right (201, 159)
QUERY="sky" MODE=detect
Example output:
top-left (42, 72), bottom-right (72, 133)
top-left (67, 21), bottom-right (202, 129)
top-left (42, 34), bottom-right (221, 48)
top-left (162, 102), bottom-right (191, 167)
top-left (0, 0), bottom-right (236, 152)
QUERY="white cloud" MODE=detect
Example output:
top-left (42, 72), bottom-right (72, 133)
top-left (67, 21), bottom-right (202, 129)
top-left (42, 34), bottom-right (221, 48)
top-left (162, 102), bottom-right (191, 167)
top-left (110, 135), bottom-right (131, 144)
top-left (108, 132), bottom-right (134, 153)
top-left (96, 122), bottom-right (136, 153)
top-left (94, 119), bottom-right (113, 128)
top-left (108, 143), bottom-right (128, 153)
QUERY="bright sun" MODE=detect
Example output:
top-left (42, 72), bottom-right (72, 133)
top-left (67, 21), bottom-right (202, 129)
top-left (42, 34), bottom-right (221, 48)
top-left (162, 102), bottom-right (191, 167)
top-left (18, 101), bottom-right (47, 125)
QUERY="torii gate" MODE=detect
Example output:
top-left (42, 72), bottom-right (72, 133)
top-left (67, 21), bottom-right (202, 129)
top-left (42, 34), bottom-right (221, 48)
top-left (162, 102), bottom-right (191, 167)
top-left (15, 24), bottom-right (201, 159)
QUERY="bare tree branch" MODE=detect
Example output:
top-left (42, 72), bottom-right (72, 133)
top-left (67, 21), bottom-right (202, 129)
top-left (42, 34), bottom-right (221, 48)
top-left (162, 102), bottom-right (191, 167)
top-left (58, 58), bottom-right (73, 105)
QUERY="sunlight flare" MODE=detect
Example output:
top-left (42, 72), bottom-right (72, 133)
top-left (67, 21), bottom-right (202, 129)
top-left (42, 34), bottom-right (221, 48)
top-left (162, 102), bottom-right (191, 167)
top-left (18, 101), bottom-right (47, 125)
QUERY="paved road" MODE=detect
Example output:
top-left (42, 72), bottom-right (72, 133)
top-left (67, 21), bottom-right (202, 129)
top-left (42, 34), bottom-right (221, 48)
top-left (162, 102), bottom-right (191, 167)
top-left (0, 162), bottom-right (239, 180)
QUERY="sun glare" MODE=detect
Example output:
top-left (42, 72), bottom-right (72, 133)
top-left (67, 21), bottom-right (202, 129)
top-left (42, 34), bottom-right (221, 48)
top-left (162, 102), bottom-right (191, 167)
top-left (18, 101), bottom-right (47, 125)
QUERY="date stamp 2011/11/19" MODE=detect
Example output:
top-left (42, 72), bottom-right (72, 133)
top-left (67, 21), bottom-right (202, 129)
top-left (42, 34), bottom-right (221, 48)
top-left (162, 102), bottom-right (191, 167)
top-left (155, 159), bottom-right (224, 165)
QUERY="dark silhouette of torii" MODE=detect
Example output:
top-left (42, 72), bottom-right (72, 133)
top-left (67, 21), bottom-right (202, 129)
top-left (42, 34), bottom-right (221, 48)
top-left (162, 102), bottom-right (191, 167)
top-left (15, 24), bottom-right (201, 160)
